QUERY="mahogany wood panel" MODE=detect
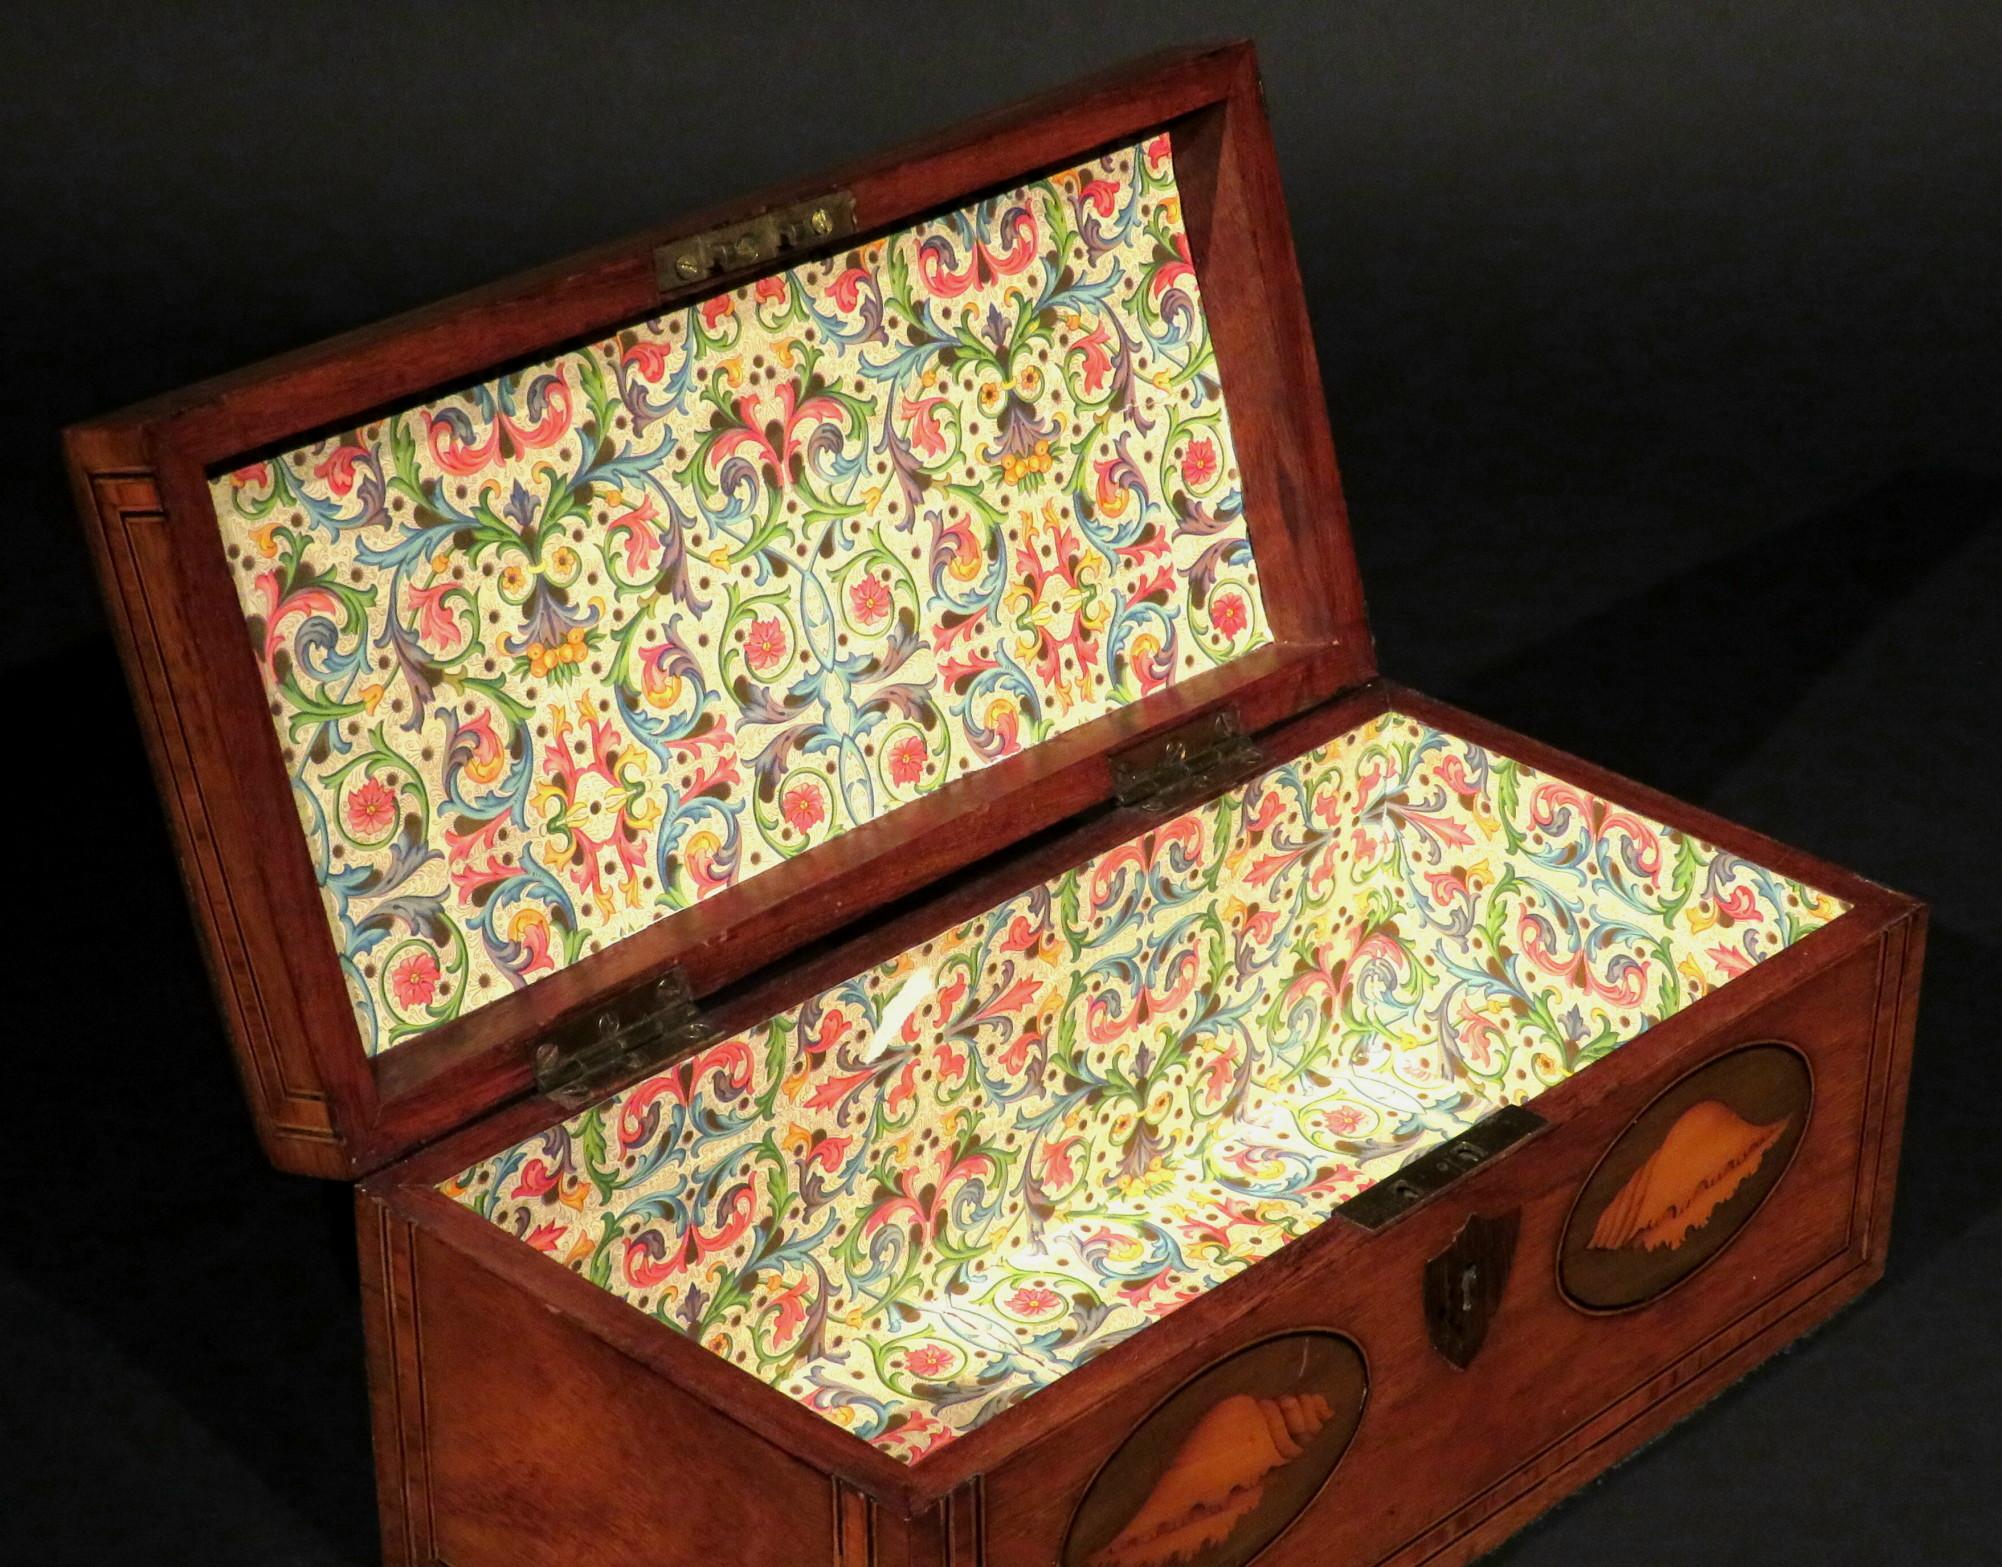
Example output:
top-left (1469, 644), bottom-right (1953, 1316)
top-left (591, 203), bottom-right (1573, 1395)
top-left (63, 41), bottom-right (1375, 1177)
top-left (358, 1189), bottom-right (840, 1567)
top-left (943, 1480), bottom-right (986, 1567)
top-left (358, 1194), bottom-right (433, 1566)
top-left (67, 422), bottom-right (345, 1174)
top-left (833, 1481), bottom-right (878, 1567)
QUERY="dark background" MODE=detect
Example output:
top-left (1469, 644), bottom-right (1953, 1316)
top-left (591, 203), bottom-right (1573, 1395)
top-left (5, 2), bottom-right (1996, 1562)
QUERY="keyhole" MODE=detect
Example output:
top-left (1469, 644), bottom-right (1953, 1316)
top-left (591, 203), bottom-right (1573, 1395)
top-left (1460, 1263), bottom-right (1481, 1314)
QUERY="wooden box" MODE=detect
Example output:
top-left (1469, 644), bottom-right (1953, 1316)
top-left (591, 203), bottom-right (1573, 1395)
top-left (65, 42), bottom-right (1925, 1567)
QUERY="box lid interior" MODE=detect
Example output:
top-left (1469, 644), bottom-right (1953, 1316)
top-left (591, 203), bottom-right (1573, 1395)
top-left (87, 42), bottom-right (1371, 1176)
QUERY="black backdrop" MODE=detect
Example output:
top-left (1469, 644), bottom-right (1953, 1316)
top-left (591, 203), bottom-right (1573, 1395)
top-left (5, 3), bottom-right (1996, 1562)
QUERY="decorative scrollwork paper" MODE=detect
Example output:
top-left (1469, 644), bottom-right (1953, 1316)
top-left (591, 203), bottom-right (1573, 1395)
top-left (210, 134), bottom-right (1269, 1055)
top-left (446, 712), bottom-right (1843, 1461)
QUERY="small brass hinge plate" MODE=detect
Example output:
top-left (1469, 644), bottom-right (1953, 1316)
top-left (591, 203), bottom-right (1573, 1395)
top-left (1339, 1105), bottom-right (1546, 1232)
top-left (655, 191), bottom-right (857, 296)
top-left (534, 967), bottom-right (714, 1111)
top-left (1110, 706), bottom-right (1262, 815)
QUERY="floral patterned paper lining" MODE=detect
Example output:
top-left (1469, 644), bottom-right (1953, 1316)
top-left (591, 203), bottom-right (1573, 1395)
top-left (209, 135), bottom-right (1268, 1056)
top-left (444, 712), bottom-right (1845, 1462)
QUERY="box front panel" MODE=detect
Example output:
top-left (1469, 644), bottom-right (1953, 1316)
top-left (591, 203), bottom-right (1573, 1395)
top-left (976, 929), bottom-right (1899, 1567)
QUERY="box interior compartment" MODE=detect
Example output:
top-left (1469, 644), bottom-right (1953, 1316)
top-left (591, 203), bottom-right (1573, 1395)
top-left (444, 707), bottom-right (1846, 1464)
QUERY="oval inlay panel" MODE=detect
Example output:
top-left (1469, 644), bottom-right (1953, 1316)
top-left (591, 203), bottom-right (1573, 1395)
top-left (1560, 1042), bottom-right (1813, 1312)
top-left (1062, 1332), bottom-right (1368, 1567)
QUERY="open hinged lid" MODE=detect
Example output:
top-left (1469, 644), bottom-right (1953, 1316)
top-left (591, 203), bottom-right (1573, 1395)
top-left (65, 42), bottom-right (1372, 1178)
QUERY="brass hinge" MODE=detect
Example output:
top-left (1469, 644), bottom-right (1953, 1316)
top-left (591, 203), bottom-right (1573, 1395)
top-left (533, 968), bottom-right (714, 1111)
top-left (655, 190), bottom-right (857, 296)
top-left (1338, 1105), bottom-right (1546, 1232)
top-left (1110, 706), bottom-right (1263, 814)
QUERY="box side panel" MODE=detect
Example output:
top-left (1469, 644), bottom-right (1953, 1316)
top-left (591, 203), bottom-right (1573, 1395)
top-left (357, 1190), bottom-right (842, 1567)
top-left (969, 922), bottom-right (1913, 1567)
top-left (66, 425), bottom-right (347, 1176)
top-left (1856, 905), bottom-right (1926, 1271)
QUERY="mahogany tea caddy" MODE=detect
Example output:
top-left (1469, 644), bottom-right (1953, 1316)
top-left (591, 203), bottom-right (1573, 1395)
top-left (64, 42), bottom-right (1925, 1567)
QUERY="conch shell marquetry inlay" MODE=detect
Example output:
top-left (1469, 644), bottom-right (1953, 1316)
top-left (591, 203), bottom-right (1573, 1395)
top-left (1089, 1393), bottom-right (1336, 1566)
top-left (1587, 1101), bottom-right (1791, 1254)
top-left (1561, 1044), bottom-right (1813, 1313)
top-left (1063, 1334), bottom-right (1368, 1567)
